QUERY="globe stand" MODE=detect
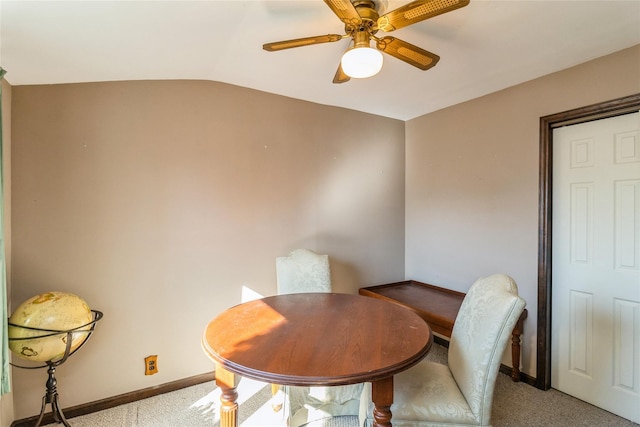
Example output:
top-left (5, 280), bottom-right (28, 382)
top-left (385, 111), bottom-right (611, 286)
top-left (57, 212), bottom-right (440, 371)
top-left (9, 310), bottom-right (103, 427)
top-left (35, 363), bottom-right (70, 427)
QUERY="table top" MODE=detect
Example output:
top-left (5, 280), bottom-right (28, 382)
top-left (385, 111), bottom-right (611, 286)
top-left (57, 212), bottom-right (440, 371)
top-left (202, 293), bottom-right (433, 386)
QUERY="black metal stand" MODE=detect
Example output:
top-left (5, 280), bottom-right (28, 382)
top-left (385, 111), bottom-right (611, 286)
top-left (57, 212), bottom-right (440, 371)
top-left (33, 364), bottom-right (70, 427)
top-left (10, 310), bottom-right (103, 427)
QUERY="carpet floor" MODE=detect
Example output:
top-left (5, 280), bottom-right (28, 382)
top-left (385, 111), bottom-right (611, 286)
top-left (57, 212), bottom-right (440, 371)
top-left (44, 344), bottom-right (638, 426)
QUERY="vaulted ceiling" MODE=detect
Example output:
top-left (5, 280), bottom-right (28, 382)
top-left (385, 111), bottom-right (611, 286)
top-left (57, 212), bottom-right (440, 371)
top-left (2, 1), bottom-right (639, 120)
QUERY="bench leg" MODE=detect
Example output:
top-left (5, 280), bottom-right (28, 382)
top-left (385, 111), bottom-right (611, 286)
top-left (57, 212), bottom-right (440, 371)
top-left (511, 329), bottom-right (521, 382)
top-left (510, 309), bottom-right (527, 382)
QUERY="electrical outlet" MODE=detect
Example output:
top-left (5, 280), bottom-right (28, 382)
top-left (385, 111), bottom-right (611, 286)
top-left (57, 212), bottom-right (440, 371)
top-left (145, 355), bottom-right (158, 375)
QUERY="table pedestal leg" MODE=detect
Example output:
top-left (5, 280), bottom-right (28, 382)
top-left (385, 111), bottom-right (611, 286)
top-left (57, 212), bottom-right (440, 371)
top-left (371, 376), bottom-right (393, 427)
top-left (215, 364), bottom-right (240, 427)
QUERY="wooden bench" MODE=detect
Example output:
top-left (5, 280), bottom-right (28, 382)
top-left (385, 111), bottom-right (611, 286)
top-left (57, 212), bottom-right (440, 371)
top-left (359, 280), bottom-right (528, 382)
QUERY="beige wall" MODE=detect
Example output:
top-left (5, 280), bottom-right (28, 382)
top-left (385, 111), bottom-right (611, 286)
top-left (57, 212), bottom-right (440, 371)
top-left (10, 80), bottom-right (406, 418)
top-left (1, 78), bottom-right (14, 427)
top-left (405, 45), bottom-right (640, 377)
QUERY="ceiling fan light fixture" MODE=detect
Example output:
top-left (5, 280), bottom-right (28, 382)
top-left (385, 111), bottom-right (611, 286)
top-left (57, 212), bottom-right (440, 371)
top-left (263, 0), bottom-right (471, 84)
top-left (341, 46), bottom-right (383, 79)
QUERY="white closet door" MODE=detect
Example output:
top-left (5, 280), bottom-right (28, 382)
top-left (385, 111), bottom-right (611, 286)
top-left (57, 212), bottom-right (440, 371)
top-left (552, 112), bottom-right (640, 423)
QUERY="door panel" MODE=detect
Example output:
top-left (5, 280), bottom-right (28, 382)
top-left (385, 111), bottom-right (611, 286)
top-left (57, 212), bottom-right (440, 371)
top-left (552, 112), bottom-right (640, 423)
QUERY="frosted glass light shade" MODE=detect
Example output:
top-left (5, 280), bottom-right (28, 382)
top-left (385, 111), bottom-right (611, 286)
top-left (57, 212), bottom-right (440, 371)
top-left (341, 47), bottom-right (383, 79)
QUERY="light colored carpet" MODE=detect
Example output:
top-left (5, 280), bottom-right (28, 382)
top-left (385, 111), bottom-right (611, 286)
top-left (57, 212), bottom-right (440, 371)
top-left (44, 344), bottom-right (638, 426)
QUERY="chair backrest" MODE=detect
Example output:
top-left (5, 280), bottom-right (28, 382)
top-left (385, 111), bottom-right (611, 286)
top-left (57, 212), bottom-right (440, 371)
top-left (276, 249), bottom-right (332, 294)
top-left (447, 274), bottom-right (526, 425)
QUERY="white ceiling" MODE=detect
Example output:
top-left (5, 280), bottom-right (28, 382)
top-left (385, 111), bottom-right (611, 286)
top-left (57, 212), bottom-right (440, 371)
top-left (1, 0), bottom-right (639, 120)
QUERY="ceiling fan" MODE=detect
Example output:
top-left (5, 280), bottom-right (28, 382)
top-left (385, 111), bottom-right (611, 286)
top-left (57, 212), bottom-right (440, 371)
top-left (263, 0), bottom-right (470, 84)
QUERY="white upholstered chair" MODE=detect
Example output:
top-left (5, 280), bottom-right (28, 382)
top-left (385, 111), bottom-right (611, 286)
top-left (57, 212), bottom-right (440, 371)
top-left (359, 273), bottom-right (526, 427)
top-left (275, 249), bottom-right (364, 427)
top-left (276, 248), bottom-right (332, 295)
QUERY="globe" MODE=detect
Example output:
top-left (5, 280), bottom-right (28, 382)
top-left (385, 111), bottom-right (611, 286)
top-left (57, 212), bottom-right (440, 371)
top-left (8, 292), bottom-right (94, 363)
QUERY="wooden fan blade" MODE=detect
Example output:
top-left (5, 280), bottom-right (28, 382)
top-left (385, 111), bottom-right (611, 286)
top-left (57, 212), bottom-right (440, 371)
top-left (263, 34), bottom-right (344, 51)
top-left (323, 0), bottom-right (362, 26)
top-left (333, 63), bottom-right (351, 84)
top-left (376, 36), bottom-right (440, 70)
top-left (377, 0), bottom-right (470, 32)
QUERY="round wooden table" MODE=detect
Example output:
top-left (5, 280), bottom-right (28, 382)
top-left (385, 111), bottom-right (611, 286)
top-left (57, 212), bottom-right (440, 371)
top-left (202, 293), bottom-right (432, 427)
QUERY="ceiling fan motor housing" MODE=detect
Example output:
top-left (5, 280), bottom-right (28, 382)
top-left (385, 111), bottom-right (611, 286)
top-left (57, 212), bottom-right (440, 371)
top-left (348, 0), bottom-right (379, 34)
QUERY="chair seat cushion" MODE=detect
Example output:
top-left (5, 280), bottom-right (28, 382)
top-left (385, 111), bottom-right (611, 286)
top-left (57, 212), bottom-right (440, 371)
top-left (394, 361), bottom-right (479, 425)
top-left (361, 362), bottom-right (479, 427)
top-left (290, 384), bottom-right (364, 427)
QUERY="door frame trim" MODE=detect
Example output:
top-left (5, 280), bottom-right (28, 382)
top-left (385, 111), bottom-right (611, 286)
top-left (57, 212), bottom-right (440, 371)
top-left (537, 93), bottom-right (640, 390)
